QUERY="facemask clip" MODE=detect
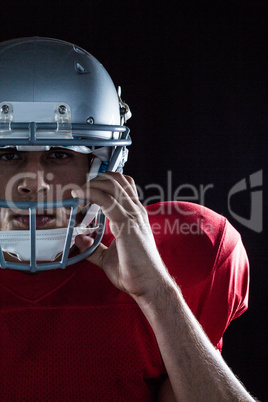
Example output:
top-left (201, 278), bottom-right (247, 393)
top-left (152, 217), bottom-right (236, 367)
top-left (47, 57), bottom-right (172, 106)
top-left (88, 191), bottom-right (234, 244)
top-left (0, 102), bottom-right (13, 133)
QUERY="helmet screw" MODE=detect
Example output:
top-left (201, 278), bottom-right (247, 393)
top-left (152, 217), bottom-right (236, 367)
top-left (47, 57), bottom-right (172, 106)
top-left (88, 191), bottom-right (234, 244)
top-left (58, 104), bottom-right (67, 114)
top-left (87, 117), bottom-right (94, 124)
top-left (1, 104), bottom-right (10, 114)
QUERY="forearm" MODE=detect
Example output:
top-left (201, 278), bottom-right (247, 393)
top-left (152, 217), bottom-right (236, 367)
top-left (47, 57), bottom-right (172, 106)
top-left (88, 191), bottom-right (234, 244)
top-left (133, 271), bottom-right (255, 402)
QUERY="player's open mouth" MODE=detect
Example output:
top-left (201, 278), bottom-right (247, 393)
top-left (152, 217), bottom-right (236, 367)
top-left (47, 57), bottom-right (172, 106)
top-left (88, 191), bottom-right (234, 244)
top-left (13, 214), bottom-right (56, 229)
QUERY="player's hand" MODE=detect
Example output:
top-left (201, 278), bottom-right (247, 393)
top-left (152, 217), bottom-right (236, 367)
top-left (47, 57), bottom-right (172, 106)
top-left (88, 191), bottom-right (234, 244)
top-left (72, 172), bottom-right (168, 299)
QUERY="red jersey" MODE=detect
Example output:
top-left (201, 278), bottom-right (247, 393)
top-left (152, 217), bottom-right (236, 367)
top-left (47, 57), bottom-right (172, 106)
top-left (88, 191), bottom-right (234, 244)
top-left (0, 202), bottom-right (249, 400)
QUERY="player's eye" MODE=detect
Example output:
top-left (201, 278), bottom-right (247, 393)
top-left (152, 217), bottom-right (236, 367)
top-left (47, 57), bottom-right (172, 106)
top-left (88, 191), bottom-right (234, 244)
top-left (0, 152), bottom-right (20, 161)
top-left (48, 151), bottom-right (70, 159)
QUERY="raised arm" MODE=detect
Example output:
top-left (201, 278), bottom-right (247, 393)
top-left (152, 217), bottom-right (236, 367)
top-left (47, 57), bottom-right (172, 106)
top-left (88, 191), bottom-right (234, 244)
top-left (74, 172), bottom-right (256, 401)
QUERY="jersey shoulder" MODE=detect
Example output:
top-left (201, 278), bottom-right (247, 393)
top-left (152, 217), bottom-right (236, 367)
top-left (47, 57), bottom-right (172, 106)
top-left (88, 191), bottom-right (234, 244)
top-left (145, 201), bottom-right (245, 287)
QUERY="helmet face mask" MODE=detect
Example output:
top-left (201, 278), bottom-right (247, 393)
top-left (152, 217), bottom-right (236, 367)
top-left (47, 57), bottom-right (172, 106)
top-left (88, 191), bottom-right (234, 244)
top-left (0, 37), bottom-right (131, 272)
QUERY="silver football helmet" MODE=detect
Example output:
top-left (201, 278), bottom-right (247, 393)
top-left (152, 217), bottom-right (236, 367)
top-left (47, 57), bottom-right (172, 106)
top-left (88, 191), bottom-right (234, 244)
top-left (0, 37), bottom-right (131, 272)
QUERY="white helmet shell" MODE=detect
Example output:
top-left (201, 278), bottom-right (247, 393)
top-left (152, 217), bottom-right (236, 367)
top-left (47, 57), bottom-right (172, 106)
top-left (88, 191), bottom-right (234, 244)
top-left (0, 37), bottom-right (120, 126)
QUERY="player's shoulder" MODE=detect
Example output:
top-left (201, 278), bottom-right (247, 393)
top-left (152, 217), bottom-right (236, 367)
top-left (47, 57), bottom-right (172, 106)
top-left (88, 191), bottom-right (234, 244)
top-left (145, 200), bottom-right (231, 243)
top-left (145, 201), bottom-right (244, 286)
top-left (146, 200), bottom-right (223, 221)
top-left (146, 200), bottom-right (240, 236)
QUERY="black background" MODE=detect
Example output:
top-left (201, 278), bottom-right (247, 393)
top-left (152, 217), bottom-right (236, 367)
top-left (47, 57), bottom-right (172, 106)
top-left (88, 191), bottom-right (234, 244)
top-left (1, 1), bottom-right (267, 400)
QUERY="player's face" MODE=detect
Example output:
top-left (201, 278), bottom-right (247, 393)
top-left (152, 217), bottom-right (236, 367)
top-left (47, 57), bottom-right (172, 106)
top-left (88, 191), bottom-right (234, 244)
top-left (0, 148), bottom-right (90, 231)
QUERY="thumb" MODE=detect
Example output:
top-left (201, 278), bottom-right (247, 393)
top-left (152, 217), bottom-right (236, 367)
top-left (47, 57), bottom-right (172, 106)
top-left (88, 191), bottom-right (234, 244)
top-left (75, 234), bottom-right (107, 268)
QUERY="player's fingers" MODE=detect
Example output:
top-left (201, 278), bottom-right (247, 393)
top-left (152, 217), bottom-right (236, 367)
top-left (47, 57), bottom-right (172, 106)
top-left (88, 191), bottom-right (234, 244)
top-left (74, 185), bottom-right (137, 223)
top-left (72, 175), bottom-right (144, 222)
top-left (75, 234), bottom-right (107, 269)
top-left (72, 172), bottom-right (138, 205)
top-left (122, 174), bottom-right (140, 199)
top-left (92, 172), bottom-right (139, 203)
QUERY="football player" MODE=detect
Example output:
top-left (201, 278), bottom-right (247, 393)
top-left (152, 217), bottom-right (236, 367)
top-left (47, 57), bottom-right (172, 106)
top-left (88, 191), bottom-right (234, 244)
top-left (0, 37), bottom-right (255, 401)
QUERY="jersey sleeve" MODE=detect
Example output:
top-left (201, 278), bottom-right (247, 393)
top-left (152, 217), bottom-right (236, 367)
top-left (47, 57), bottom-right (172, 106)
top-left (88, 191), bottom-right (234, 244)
top-left (196, 218), bottom-right (249, 351)
top-left (145, 201), bottom-right (250, 352)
